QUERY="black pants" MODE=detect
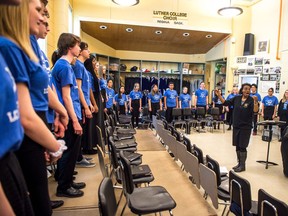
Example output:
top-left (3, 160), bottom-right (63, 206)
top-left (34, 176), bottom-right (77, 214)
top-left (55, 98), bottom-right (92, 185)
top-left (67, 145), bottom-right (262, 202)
top-left (80, 107), bottom-right (95, 155)
top-left (150, 102), bottom-right (160, 119)
top-left (131, 100), bottom-right (140, 127)
top-left (196, 105), bottom-right (207, 128)
top-left (165, 107), bottom-right (174, 123)
top-left (264, 106), bottom-right (274, 129)
top-left (0, 152), bottom-right (34, 216)
top-left (56, 120), bottom-right (82, 191)
top-left (252, 113), bottom-right (258, 132)
top-left (15, 111), bottom-right (52, 216)
top-left (119, 105), bottom-right (126, 115)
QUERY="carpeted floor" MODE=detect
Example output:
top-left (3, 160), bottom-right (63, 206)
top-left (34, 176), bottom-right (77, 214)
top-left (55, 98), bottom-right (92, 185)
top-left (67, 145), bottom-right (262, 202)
top-left (51, 128), bottom-right (217, 216)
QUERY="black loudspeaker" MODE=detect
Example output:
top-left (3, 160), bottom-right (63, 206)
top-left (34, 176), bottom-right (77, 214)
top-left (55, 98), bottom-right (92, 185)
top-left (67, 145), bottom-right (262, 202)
top-left (243, 33), bottom-right (254, 56)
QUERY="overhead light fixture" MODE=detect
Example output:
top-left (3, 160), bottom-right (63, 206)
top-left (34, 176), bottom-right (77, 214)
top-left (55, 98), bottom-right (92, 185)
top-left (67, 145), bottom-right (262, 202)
top-left (206, 34), bottom-right (212, 39)
top-left (112, 0), bottom-right (139, 6)
top-left (183, 33), bottom-right (190, 37)
top-left (218, 0), bottom-right (243, 17)
top-left (155, 30), bottom-right (162, 35)
top-left (100, 25), bottom-right (107, 30)
top-left (126, 28), bottom-right (133, 32)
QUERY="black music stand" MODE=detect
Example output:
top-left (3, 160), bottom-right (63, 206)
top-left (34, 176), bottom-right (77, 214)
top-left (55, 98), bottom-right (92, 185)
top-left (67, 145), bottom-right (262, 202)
top-left (257, 120), bottom-right (286, 169)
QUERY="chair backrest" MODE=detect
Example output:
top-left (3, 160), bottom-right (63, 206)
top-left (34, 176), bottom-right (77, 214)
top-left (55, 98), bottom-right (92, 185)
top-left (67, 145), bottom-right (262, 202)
top-left (98, 177), bottom-right (117, 216)
top-left (107, 138), bottom-right (119, 169)
top-left (96, 125), bottom-right (106, 154)
top-left (173, 130), bottom-right (183, 142)
top-left (206, 155), bottom-right (222, 187)
top-left (211, 107), bottom-right (220, 115)
top-left (167, 125), bottom-right (174, 135)
top-left (97, 145), bottom-right (108, 178)
top-left (229, 170), bottom-right (252, 215)
top-left (258, 189), bottom-right (288, 216)
top-left (106, 126), bottom-right (114, 137)
top-left (183, 136), bottom-right (193, 153)
top-left (193, 144), bottom-right (204, 164)
top-left (196, 107), bottom-right (205, 116)
top-left (199, 163), bottom-right (218, 209)
top-left (172, 108), bottom-right (182, 117)
top-left (142, 107), bottom-right (149, 116)
top-left (163, 120), bottom-right (169, 130)
top-left (183, 108), bottom-right (192, 117)
top-left (119, 151), bottom-right (135, 194)
top-left (186, 152), bottom-right (200, 189)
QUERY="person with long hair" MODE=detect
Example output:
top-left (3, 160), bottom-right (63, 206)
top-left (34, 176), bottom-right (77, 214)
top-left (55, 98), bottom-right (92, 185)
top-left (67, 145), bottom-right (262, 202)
top-left (179, 86), bottom-right (191, 109)
top-left (52, 33), bottom-right (85, 199)
top-left (105, 79), bottom-right (115, 114)
top-left (0, 1), bottom-right (65, 215)
top-left (129, 83), bottom-right (142, 128)
top-left (148, 84), bottom-right (162, 119)
top-left (250, 84), bottom-right (261, 135)
top-left (226, 87), bottom-right (238, 130)
top-left (115, 86), bottom-right (128, 115)
top-left (277, 90), bottom-right (288, 139)
top-left (212, 88), bottom-right (225, 129)
top-left (261, 87), bottom-right (278, 129)
top-left (214, 83), bottom-right (254, 172)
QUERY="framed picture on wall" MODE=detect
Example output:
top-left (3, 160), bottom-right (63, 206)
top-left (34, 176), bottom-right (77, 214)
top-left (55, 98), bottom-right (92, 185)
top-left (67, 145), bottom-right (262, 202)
top-left (255, 66), bottom-right (263, 74)
top-left (261, 74), bottom-right (270, 81)
top-left (263, 67), bottom-right (270, 74)
top-left (256, 40), bottom-right (269, 54)
top-left (269, 74), bottom-right (277, 81)
top-left (255, 57), bottom-right (264, 65)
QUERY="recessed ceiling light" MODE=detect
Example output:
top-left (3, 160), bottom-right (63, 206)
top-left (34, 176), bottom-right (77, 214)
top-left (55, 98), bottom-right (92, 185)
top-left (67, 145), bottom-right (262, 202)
top-left (155, 30), bottom-right (162, 35)
top-left (126, 28), bottom-right (133, 32)
top-left (206, 34), bottom-right (212, 38)
top-left (112, 0), bottom-right (139, 7)
top-left (183, 33), bottom-right (190, 37)
top-left (100, 25), bottom-right (107, 30)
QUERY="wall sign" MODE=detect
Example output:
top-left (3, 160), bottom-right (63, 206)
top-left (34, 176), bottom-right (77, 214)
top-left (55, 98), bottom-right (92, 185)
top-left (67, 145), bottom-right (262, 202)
top-left (153, 11), bottom-right (188, 26)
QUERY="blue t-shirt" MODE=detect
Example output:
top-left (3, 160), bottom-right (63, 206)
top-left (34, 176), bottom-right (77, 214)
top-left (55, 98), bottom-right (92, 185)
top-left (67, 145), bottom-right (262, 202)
top-left (179, 93), bottom-right (191, 108)
top-left (114, 94), bottom-right (127, 106)
top-left (195, 89), bottom-right (208, 106)
top-left (262, 95), bottom-right (279, 107)
top-left (100, 78), bottom-right (107, 90)
top-left (250, 92), bottom-right (261, 102)
top-left (213, 95), bottom-right (225, 105)
top-left (88, 72), bottom-right (96, 92)
top-left (148, 92), bottom-right (162, 103)
top-left (52, 59), bottom-right (82, 120)
top-left (0, 37), bottom-right (49, 111)
top-left (72, 59), bottom-right (91, 106)
top-left (129, 90), bottom-right (143, 101)
top-left (0, 53), bottom-right (23, 158)
top-left (164, 89), bottom-right (178, 108)
top-left (226, 93), bottom-right (238, 108)
top-left (106, 87), bottom-right (115, 108)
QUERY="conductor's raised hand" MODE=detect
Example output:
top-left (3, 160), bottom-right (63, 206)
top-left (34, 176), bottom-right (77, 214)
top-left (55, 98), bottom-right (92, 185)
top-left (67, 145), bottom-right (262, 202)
top-left (214, 89), bottom-right (220, 97)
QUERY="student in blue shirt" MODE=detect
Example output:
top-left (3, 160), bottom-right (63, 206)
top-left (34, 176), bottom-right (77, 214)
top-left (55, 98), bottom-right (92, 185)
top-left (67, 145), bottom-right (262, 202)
top-left (105, 79), bottom-right (115, 114)
top-left (115, 86), bottom-right (128, 115)
top-left (99, 65), bottom-right (107, 108)
top-left (250, 84), bottom-right (262, 135)
top-left (212, 89), bottom-right (225, 129)
top-left (148, 84), bottom-right (162, 119)
top-left (129, 83), bottom-right (143, 128)
top-left (179, 87), bottom-right (191, 109)
top-left (52, 33), bottom-right (85, 199)
top-left (261, 88), bottom-right (278, 129)
top-left (72, 42), bottom-right (97, 164)
top-left (226, 87), bottom-right (238, 130)
top-left (195, 82), bottom-right (208, 128)
top-left (0, 2), bottom-right (64, 215)
top-left (278, 90), bottom-right (288, 139)
top-left (164, 82), bottom-right (178, 123)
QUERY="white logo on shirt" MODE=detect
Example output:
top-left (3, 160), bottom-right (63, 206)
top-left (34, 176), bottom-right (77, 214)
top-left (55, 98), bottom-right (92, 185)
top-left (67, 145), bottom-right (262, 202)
top-left (5, 67), bottom-right (16, 92)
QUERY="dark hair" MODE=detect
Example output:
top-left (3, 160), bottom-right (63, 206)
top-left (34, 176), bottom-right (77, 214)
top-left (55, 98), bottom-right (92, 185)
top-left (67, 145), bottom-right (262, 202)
top-left (57, 33), bottom-right (81, 57)
top-left (84, 54), bottom-right (96, 74)
top-left (118, 86), bottom-right (124, 99)
top-left (268, 87), bottom-right (274, 92)
top-left (107, 79), bottom-right (113, 84)
top-left (251, 84), bottom-right (258, 88)
top-left (40, 0), bottom-right (48, 6)
top-left (213, 89), bottom-right (222, 102)
top-left (51, 50), bottom-right (60, 68)
top-left (168, 82), bottom-right (174, 85)
top-left (80, 42), bottom-right (88, 51)
top-left (239, 83), bottom-right (252, 94)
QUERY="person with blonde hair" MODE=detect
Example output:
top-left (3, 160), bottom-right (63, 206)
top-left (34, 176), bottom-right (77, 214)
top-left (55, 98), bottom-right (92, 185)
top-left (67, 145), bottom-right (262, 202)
top-left (278, 90), bottom-right (288, 139)
top-left (0, 0), bottom-right (65, 215)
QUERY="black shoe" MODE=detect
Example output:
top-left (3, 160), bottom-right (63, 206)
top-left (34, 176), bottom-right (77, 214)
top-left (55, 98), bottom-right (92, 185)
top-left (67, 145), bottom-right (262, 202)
top-left (82, 149), bottom-right (98, 155)
top-left (51, 200), bottom-right (64, 209)
top-left (73, 171), bottom-right (78, 175)
top-left (72, 182), bottom-right (86, 189)
top-left (227, 126), bottom-right (231, 130)
top-left (56, 187), bottom-right (84, 198)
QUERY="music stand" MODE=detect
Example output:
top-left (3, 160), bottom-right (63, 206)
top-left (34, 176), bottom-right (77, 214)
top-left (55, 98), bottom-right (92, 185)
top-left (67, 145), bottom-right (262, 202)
top-left (257, 120), bottom-right (286, 169)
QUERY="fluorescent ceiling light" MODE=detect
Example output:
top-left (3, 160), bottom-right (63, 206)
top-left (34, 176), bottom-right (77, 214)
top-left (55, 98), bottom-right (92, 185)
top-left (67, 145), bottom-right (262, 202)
top-left (218, 0), bottom-right (243, 17)
top-left (112, 0), bottom-right (139, 6)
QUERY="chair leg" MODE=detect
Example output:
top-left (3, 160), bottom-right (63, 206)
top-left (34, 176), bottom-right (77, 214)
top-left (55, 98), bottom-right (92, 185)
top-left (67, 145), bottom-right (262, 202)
top-left (120, 200), bottom-right (127, 216)
top-left (169, 210), bottom-right (174, 216)
top-left (117, 190), bottom-right (124, 207)
top-left (221, 204), bottom-right (228, 216)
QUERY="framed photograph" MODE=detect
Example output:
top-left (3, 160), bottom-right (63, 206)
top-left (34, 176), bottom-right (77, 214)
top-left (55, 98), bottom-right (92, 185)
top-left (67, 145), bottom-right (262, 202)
top-left (246, 68), bottom-right (255, 75)
top-left (236, 57), bottom-right (247, 64)
top-left (247, 58), bottom-right (254, 67)
top-left (257, 40), bottom-right (269, 54)
top-left (255, 57), bottom-right (263, 65)
top-left (255, 66), bottom-right (263, 74)
top-left (237, 69), bottom-right (246, 75)
top-left (261, 74), bottom-right (269, 81)
top-left (263, 67), bottom-right (270, 74)
top-left (269, 74), bottom-right (277, 81)
top-left (264, 59), bottom-right (270, 65)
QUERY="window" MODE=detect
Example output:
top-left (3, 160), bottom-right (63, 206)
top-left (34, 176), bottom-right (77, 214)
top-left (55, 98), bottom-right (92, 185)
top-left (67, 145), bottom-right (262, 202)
top-left (37, 38), bottom-right (47, 56)
top-left (68, 5), bottom-right (73, 33)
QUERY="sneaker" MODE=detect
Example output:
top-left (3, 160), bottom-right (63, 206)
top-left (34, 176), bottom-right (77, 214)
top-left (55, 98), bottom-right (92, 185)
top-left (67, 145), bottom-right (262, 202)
top-left (76, 158), bottom-right (96, 168)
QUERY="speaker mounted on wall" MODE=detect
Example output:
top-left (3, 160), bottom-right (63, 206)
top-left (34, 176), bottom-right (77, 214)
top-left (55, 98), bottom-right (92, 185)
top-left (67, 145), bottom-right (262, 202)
top-left (243, 33), bottom-right (254, 56)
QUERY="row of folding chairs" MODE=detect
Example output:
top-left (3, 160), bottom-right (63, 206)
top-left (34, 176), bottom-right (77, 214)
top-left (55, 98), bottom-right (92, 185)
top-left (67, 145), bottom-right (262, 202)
top-left (97, 114), bottom-right (176, 216)
top-left (155, 121), bottom-right (288, 216)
